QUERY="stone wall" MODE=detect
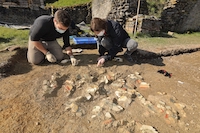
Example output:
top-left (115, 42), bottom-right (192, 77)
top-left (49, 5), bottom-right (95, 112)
top-left (139, 18), bottom-right (161, 35)
top-left (0, 0), bottom-right (45, 9)
top-left (92, 0), bottom-right (148, 26)
top-left (59, 4), bottom-right (92, 24)
top-left (0, 6), bottom-right (50, 25)
top-left (0, 4), bottom-right (91, 25)
top-left (1, 0), bottom-right (200, 33)
top-left (161, 0), bottom-right (200, 33)
top-left (125, 15), bottom-right (161, 35)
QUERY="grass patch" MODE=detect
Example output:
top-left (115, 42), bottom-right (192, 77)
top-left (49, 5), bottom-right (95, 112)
top-left (0, 26), bottom-right (200, 51)
top-left (45, 0), bottom-right (91, 8)
top-left (0, 26), bottom-right (29, 49)
top-left (130, 32), bottom-right (200, 49)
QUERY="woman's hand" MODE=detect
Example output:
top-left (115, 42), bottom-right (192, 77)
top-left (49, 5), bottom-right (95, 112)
top-left (97, 57), bottom-right (105, 67)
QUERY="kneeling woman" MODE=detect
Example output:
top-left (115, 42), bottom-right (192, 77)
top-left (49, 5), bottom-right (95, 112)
top-left (90, 17), bottom-right (138, 66)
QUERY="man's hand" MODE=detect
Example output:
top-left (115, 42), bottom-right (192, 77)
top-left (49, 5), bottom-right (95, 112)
top-left (70, 56), bottom-right (78, 66)
top-left (46, 51), bottom-right (57, 63)
top-left (97, 57), bottom-right (105, 67)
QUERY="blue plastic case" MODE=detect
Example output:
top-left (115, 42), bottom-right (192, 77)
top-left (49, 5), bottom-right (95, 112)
top-left (73, 37), bottom-right (97, 44)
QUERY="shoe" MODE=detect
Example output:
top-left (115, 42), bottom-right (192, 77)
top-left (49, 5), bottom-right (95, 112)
top-left (124, 53), bottom-right (134, 63)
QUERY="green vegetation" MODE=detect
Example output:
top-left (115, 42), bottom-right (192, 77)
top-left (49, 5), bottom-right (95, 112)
top-left (45, 0), bottom-right (91, 8)
top-left (131, 32), bottom-right (200, 49)
top-left (1, 26), bottom-right (200, 51)
top-left (0, 26), bottom-right (29, 49)
top-left (146, 0), bottom-right (166, 17)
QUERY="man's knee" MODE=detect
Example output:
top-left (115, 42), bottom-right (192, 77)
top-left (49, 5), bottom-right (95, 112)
top-left (27, 52), bottom-right (45, 65)
top-left (28, 58), bottom-right (44, 65)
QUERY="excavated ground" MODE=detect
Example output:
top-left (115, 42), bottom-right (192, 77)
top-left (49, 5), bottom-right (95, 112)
top-left (0, 45), bottom-right (200, 133)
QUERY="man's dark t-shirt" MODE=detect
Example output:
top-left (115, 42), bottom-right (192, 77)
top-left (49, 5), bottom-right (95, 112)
top-left (29, 15), bottom-right (70, 49)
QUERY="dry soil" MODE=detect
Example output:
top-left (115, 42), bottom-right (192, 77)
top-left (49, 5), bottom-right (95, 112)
top-left (0, 45), bottom-right (200, 133)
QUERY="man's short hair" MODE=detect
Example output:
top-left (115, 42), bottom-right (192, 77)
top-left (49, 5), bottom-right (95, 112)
top-left (54, 9), bottom-right (71, 27)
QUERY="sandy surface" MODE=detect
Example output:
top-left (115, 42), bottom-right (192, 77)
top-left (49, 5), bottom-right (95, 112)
top-left (0, 46), bottom-right (200, 133)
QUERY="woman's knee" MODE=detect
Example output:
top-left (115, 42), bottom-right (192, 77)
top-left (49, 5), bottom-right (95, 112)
top-left (126, 39), bottom-right (138, 51)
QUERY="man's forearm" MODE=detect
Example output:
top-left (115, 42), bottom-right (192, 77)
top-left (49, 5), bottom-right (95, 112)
top-left (32, 41), bottom-right (48, 55)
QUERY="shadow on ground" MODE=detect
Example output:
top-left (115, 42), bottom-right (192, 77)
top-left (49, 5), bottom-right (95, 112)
top-left (0, 48), bottom-right (165, 79)
top-left (0, 48), bottom-right (32, 78)
top-left (74, 49), bottom-right (165, 67)
top-left (0, 37), bottom-right (10, 43)
top-left (2, 45), bottom-right (200, 79)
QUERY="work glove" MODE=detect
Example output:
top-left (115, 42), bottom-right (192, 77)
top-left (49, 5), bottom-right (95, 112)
top-left (46, 51), bottom-right (57, 63)
top-left (70, 56), bottom-right (78, 66)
